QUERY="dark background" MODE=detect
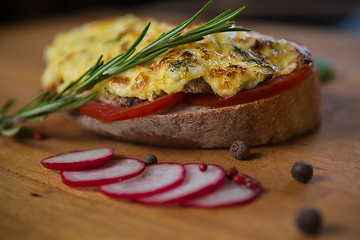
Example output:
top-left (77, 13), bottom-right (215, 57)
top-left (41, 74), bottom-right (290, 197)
top-left (1, 0), bottom-right (360, 33)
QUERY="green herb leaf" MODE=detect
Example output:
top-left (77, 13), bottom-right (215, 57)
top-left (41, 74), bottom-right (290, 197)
top-left (0, 98), bottom-right (15, 117)
top-left (315, 57), bottom-right (333, 83)
top-left (0, 125), bottom-right (22, 137)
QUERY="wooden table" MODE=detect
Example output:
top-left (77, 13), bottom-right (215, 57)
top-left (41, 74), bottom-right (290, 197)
top-left (0, 8), bottom-right (359, 240)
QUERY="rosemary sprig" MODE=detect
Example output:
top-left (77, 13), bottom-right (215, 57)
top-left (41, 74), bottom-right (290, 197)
top-left (0, 0), bottom-right (249, 137)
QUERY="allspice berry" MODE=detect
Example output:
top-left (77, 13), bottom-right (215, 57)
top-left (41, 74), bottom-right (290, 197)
top-left (291, 161), bottom-right (313, 183)
top-left (143, 153), bottom-right (158, 165)
top-left (295, 208), bottom-right (322, 235)
top-left (230, 140), bottom-right (250, 160)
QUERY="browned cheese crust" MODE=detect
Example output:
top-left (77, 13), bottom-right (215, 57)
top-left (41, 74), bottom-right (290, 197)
top-left (66, 65), bottom-right (321, 148)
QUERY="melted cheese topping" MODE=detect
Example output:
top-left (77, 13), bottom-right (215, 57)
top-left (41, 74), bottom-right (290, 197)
top-left (42, 15), bottom-right (310, 100)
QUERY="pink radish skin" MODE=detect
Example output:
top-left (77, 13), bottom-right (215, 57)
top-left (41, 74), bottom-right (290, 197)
top-left (136, 163), bottom-right (225, 205)
top-left (40, 148), bottom-right (114, 171)
top-left (182, 175), bottom-right (261, 208)
top-left (61, 158), bottom-right (145, 187)
top-left (99, 163), bottom-right (186, 199)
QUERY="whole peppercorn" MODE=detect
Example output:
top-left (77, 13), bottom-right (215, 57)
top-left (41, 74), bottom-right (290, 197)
top-left (295, 208), bottom-right (322, 235)
top-left (291, 161), bottom-right (313, 183)
top-left (198, 163), bottom-right (208, 172)
top-left (230, 141), bottom-right (250, 160)
top-left (232, 173), bottom-right (245, 185)
top-left (33, 131), bottom-right (46, 140)
top-left (143, 154), bottom-right (158, 166)
top-left (245, 178), bottom-right (258, 190)
top-left (226, 167), bottom-right (238, 179)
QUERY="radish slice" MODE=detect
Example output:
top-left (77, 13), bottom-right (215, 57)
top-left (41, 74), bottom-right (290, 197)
top-left (136, 163), bottom-right (225, 205)
top-left (183, 175), bottom-right (260, 208)
top-left (40, 148), bottom-right (114, 171)
top-left (99, 163), bottom-right (185, 199)
top-left (60, 158), bottom-right (145, 187)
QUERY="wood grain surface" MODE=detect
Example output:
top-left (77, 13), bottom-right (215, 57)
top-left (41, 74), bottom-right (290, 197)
top-left (0, 8), bottom-right (359, 240)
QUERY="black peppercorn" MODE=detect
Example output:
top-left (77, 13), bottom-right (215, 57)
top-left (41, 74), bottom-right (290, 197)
top-left (230, 140), bottom-right (250, 160)
top-left (143, 153), bottom-right (158, 165)
top-left (291, 161), bottom-right (313, 183)
top-left (296, 208), bottom-right (322, 235)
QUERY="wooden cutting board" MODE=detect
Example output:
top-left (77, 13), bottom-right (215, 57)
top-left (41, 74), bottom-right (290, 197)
top-left (0, 8), bottom-right (359, 240)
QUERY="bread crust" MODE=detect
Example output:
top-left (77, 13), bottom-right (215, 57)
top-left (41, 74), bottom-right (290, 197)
top-left (66, 66), bottom-right (321, 148)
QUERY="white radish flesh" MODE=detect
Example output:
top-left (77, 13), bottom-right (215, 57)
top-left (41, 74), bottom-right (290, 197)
top-left (61, 158), bottom-right (145, 187)
top-left (183, 175), bottom-right (260, 208)
top-left (136, 163), bottom-right (225, 205)
top-left (99, 163), bottom-right (185, 199)
top-left (40, 148), bottom-right (114, 171)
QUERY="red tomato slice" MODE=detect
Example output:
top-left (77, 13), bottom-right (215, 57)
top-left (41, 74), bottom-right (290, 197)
top-left (79, 92), bottom-right (186, 122)
top-left (184, 64), bottom-right (313, 107)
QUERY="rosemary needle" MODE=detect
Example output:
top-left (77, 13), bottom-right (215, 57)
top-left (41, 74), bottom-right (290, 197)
top-left (0, 0), bottom-right (249, 137)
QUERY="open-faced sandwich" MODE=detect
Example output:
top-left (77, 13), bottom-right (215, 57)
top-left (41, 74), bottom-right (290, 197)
top-left (40, 6), bottom-right (321, 148)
